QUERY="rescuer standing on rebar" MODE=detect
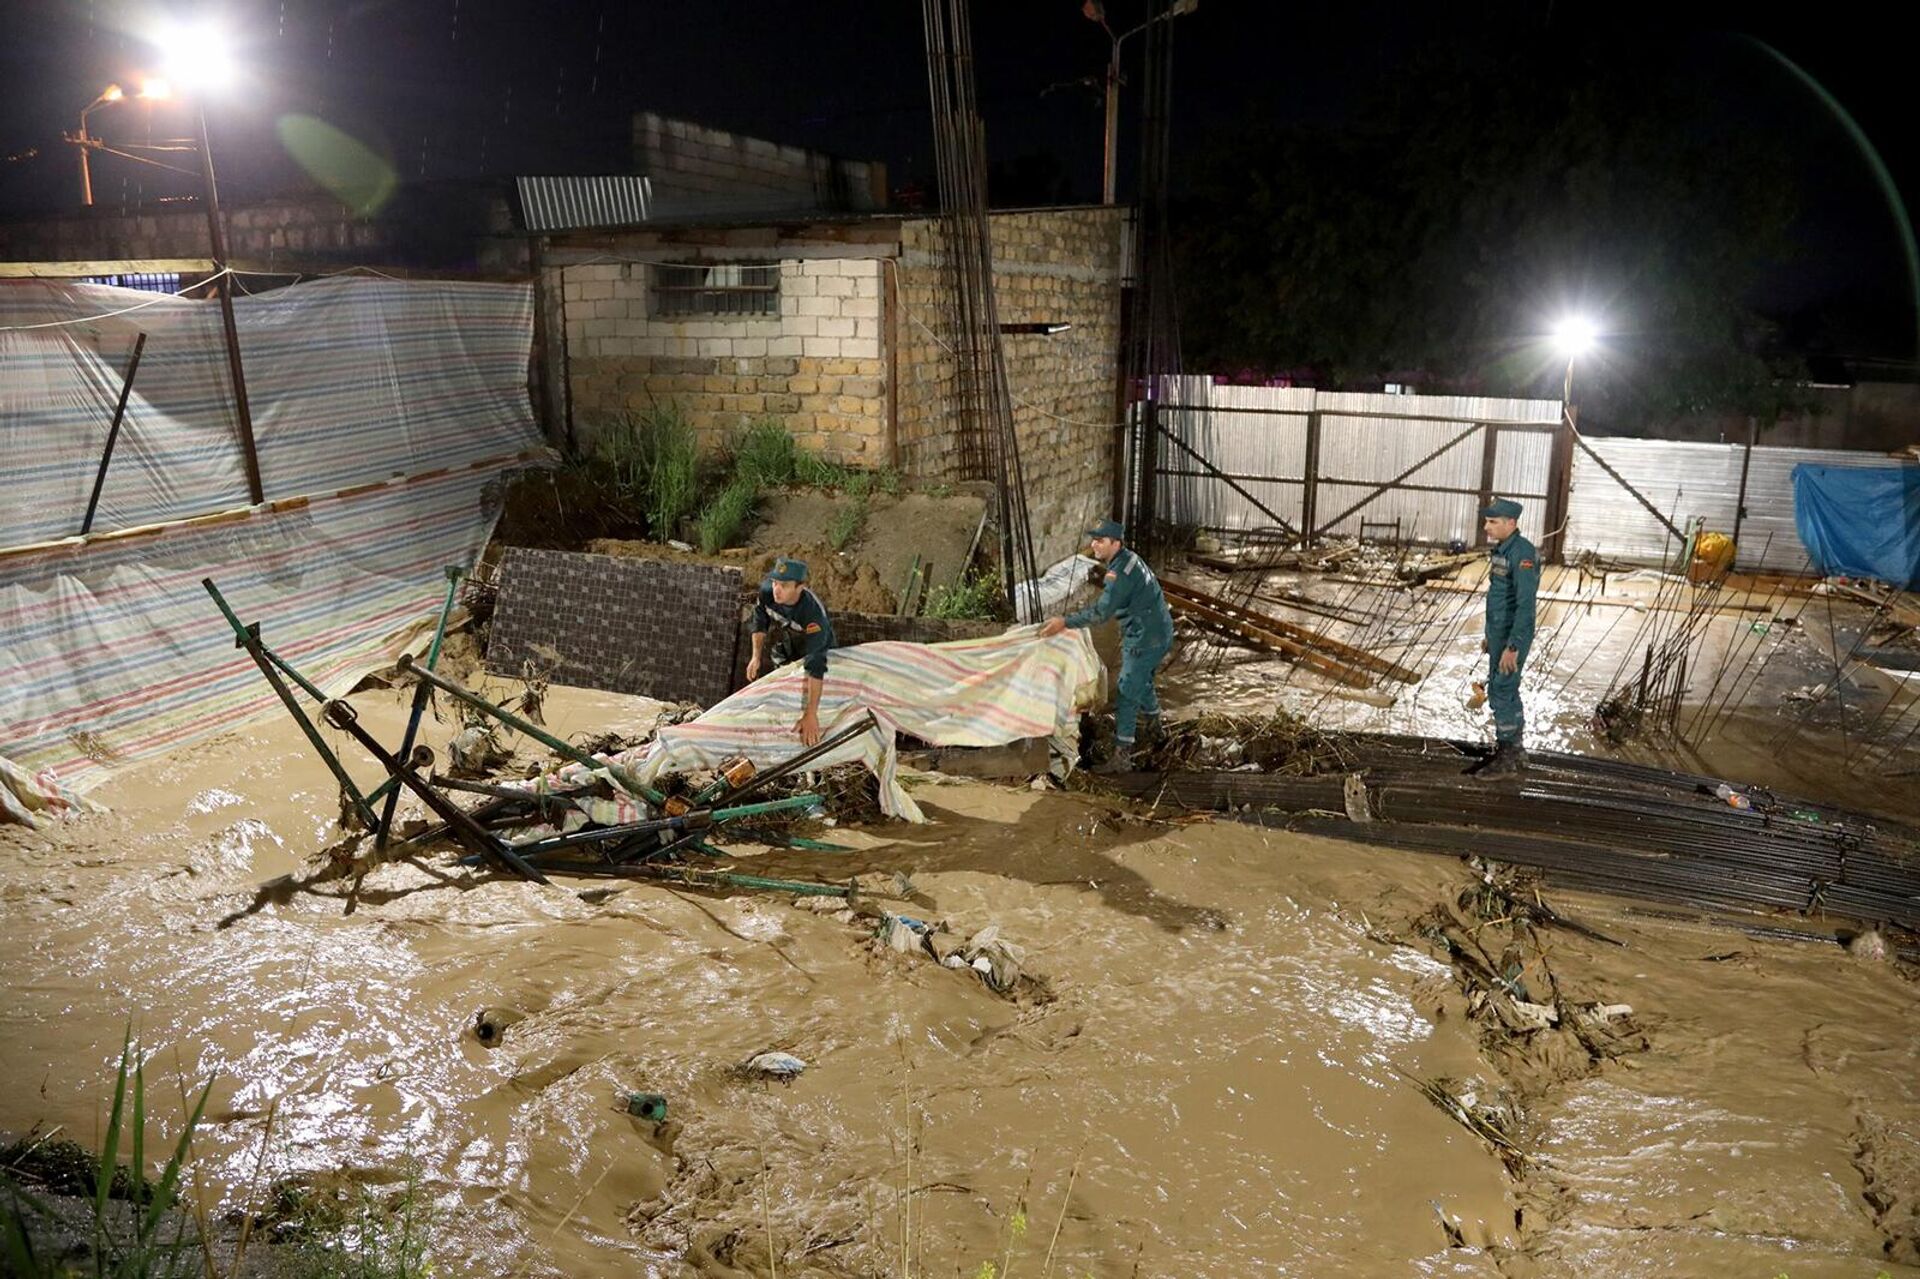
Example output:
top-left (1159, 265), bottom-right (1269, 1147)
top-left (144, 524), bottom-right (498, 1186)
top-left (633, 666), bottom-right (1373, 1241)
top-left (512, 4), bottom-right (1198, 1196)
top-left (1040, 519), bottom-right (1174, 774)
top-left (1478, 497), bottom-right (1539, 777)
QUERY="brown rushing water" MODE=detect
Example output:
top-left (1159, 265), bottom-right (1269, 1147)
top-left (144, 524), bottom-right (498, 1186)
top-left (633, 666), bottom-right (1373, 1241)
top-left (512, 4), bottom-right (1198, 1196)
top-left (2, 680), bottom-right (1916, 1276)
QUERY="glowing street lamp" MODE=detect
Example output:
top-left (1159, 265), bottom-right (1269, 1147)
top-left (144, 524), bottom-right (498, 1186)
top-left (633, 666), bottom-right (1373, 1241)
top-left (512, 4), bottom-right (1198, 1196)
top-left (72, 80), bottom-right (171, 205)
top-left (1550, 313), bottom-right (1600, 422)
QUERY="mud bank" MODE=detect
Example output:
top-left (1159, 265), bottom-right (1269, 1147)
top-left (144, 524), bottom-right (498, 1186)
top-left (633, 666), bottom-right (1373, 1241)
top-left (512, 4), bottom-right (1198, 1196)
top-left (3, 683), bottom-right (1917, 1276)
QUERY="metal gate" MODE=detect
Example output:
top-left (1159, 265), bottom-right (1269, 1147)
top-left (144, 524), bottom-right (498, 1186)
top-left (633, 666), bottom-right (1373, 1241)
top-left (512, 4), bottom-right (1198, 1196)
top-left (1149, 378), bottom-right (1568, 555)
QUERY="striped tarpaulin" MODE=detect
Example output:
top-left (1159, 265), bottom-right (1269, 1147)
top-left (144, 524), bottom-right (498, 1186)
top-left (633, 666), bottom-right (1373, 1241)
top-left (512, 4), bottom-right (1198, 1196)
top-left (0, 465), bottom-right (524, 813)
top-left (522, 628), bottom-right (1104, 823)
top-left (0, 275), bottom-right (538, 546)
top-left (1, 276), bottom-right (544, 822)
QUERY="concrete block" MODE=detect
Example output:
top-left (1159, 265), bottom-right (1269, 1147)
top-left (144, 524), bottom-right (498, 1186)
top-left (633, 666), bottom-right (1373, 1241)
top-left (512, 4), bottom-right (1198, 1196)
top-left (733, 337), bottom-right (768, 358)
top-left (841, 296), bottom-right (880, 320)
top-left (818, 275), bottom-right (856, 298)
top-left (818, 316), bottom-right (856, 339)
top-left (767, 336), bottom-right (804, 357)
top-left (698, 338), bottom-right (735, 358)
top-left (796, 296), bottom-right (838, 318)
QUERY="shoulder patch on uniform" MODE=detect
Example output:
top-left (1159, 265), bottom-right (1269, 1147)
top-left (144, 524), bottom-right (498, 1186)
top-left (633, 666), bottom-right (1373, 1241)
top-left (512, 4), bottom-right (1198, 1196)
top-left (804, 622), bottom-right (822, 633)
top-left (1520, 559), bottom-right (1535, 569)
top-left (1103, 571), bottom-right (1117, 582)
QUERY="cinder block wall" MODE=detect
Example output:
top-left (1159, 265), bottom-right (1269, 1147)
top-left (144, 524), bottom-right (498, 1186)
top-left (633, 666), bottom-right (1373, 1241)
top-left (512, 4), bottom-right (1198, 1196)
top-left (557, 233), bottom-right (889, 462)
top-left (0, 186), bottom-right (524, 272)
top-left (633, 113), bottom-right (886, 213)
top-left (897, 207), bottom-right (1128, 566)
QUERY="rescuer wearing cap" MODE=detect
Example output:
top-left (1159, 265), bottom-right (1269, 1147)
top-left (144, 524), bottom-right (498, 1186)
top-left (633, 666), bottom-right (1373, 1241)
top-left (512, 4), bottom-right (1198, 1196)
top-left (1040, 519), bottom-right (1174, 774)
top-left (748, 556), bottom-right (835, 746)
top-left (1479, 497), bottom-right (1539, 777)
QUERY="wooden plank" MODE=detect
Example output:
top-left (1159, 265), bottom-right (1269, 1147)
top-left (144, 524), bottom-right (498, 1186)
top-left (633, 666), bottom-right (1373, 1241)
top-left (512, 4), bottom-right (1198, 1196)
top-left (1165, 591), bottom-right (1376, 688)
top-left (1164, 579), bottom-right (1421, 683)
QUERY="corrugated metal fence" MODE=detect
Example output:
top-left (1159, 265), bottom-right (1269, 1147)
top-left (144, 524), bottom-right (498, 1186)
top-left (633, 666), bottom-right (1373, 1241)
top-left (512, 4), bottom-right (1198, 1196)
top-left (1565, 437), bottom-right (1895, 573)
top-left (1155, 378), bottom-right (1563, 550)
top-left (1153, 376), bottom-right (1900, 571)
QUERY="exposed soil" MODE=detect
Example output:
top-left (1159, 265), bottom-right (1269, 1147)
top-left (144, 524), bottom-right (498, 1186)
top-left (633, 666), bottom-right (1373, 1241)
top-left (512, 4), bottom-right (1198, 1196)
top-left (747, 488), bottom-right (991, 604)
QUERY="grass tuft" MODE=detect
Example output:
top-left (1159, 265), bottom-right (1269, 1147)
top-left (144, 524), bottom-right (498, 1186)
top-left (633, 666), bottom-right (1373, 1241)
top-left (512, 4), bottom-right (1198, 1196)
top-left (698, 479), bottom-right (759, 555)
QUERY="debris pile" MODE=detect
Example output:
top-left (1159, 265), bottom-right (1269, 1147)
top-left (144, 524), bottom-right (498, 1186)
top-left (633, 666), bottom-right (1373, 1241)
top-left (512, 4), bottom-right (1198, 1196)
top-left (204, 573), bottom-right (871, 901)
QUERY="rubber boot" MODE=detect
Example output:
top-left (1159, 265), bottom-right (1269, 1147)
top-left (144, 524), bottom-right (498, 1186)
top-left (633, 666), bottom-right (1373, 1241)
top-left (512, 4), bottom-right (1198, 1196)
top-left (1091, 743), bottom-right (1134, 775)
top-left (1478, 742), bottom-right (1528, 779)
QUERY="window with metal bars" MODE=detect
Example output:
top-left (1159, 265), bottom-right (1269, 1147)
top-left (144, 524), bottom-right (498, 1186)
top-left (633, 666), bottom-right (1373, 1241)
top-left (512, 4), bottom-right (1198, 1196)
top-left (649, 261), bottom-right (780, 318)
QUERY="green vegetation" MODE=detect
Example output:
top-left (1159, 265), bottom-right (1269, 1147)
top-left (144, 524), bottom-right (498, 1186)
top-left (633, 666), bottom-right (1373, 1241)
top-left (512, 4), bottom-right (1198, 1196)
top-left (698, 478), bottom-right (759, 555)
top-left (827, 488), bottom-right (869, 550)
top-left (925, 570), bottom-right (1007, 621)
top-left (730, 418), bottom-right (899, 494)
top-left (1, 1032), bottom-right (212, 1278)
top-left (278, 1166), bottom-right (435, 1279)
top-left (587, 402), bottom-right (701, 540)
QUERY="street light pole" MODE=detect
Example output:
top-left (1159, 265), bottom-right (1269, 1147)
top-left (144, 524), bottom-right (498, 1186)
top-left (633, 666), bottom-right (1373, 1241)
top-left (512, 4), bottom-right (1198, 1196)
top-left (1102, 37), bottom-right (1122, 205)
top-left (1091, 0), bottom-right (1198, 206)
top-left (194, 101), bottom-right (264, 505)
top-left (74, 84), bottom-right (124, 207)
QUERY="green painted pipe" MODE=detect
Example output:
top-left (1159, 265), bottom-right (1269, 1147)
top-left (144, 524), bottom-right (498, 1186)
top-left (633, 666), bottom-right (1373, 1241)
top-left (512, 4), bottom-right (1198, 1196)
top-left (202, 577), bottom-right (380, 829)
top-left (370, 566), bottom-right (465, 831)
top-left (395, 654), bottom-right (668, 807)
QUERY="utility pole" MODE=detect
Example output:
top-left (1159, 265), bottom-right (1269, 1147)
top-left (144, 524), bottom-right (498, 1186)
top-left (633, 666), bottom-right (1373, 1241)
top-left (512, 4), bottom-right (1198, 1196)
top-left (1086, 0), bottom-right (1199, 205)
top-left (195, 102), bottom-right (264, 505)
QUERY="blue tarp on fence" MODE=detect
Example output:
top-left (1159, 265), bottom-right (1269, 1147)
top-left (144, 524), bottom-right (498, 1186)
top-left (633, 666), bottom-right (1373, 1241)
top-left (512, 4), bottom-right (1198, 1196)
top-left (1791, 463), bottom-right (1920, 588)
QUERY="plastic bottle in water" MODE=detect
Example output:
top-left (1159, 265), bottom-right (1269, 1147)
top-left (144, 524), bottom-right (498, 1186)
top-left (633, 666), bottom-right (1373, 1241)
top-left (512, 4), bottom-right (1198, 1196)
top-left (1713, 783), bottom-right (1752, 811)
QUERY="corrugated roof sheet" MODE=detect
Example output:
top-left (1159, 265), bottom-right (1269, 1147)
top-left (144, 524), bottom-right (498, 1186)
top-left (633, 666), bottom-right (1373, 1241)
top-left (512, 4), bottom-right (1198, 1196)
top-left (514, 176), bottom-right (652, 232)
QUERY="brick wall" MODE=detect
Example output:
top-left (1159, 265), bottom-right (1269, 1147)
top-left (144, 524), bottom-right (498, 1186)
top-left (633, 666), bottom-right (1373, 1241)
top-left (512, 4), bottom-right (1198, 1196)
top-left (556, 236), bottom-right (889, 462)
top-left (897, 207), bottom-right (1128, 565)
top-left (633, 113), bottom-right (886, 217)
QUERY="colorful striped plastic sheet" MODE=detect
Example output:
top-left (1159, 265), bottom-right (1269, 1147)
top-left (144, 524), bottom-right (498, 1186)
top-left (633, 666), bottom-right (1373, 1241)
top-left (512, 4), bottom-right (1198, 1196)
top-left (0, 274), bottom-right (537, 546)
top-left (525, 627), bottom-right (1103, 825)
top-left (0, 467), bottom-right (521, 818)
top-left (1, 275), bottom-right (543, 823)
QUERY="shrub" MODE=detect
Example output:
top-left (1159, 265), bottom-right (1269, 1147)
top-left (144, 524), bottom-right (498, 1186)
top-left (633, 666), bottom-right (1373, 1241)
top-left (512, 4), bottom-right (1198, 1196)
top-left (926, 570), bottom-right (1007, 620)
top-left (589, 403), bottom-right (700, 540)
top-left (732, 418), bottom-right (801, 488)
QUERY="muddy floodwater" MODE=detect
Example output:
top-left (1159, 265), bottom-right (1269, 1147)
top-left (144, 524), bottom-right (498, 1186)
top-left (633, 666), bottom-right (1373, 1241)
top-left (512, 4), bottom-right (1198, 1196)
top-left (3, 681), bottom-right (1918, 1276)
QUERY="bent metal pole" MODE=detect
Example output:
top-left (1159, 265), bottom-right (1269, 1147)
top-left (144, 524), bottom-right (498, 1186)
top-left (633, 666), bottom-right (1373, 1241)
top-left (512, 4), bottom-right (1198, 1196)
top-left (395, 653), bottom-right (668, 807)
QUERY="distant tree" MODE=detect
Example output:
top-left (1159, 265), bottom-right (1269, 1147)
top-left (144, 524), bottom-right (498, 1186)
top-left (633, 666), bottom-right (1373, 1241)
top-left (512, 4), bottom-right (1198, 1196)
top-left (1175, 22), bottom-right (1808, 426)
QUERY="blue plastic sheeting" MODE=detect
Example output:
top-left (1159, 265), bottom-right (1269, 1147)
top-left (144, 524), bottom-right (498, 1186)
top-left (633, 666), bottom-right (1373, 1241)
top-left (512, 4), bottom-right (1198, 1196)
top-left (1791, 463), bottom-right (1920, 588)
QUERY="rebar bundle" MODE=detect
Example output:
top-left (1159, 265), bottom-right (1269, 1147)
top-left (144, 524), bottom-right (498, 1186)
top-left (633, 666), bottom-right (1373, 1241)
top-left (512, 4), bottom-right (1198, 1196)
top-left (920, 0), bottom-right (1041, 617)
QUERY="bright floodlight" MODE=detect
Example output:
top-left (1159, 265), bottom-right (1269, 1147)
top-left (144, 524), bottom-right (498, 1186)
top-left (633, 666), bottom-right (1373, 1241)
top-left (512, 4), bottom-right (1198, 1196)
top-left (138, 77), bottom-right (173, 101)
top-left (1551, 315), bottom-right (1598, 359)
top-left (154, 20), bottom-right (238, 94)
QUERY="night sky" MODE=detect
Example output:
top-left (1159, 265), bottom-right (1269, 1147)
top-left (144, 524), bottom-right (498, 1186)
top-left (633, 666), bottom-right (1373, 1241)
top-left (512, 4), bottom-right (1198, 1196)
top-left (2, 0), bottom-right (1915, 358)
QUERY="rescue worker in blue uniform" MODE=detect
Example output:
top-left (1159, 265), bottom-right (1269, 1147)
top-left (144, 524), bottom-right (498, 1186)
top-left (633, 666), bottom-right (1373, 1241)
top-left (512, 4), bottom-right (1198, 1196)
top-left (1041, 519), bottom-right (1175, 774)
top-left (1479, 497), bottom-right (1540, 777)
top-left (748, 556), bottom-right (835, 746)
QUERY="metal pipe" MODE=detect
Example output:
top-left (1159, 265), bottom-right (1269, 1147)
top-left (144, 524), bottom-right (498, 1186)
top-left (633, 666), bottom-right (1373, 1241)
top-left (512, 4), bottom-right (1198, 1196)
top-left (202, 577), bottom-right (380, 829)
top-left (81, 332), bottom-right (146, 536)
top-left (395, 653), bottom-right (667, 806)
top-left (321, 697), bottom-right (547, 884)
top-left (195, 102), bottom-right (263, 506)
top-left (371, 567), bottom-right (465, 844)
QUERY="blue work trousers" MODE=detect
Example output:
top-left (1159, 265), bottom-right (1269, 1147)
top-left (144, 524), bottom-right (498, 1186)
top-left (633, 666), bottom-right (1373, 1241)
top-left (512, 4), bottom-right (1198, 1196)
top-left (1487, 635), bottom-right (1531, 746)
top-left (1115, 639), bottom-right (1171, 745)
